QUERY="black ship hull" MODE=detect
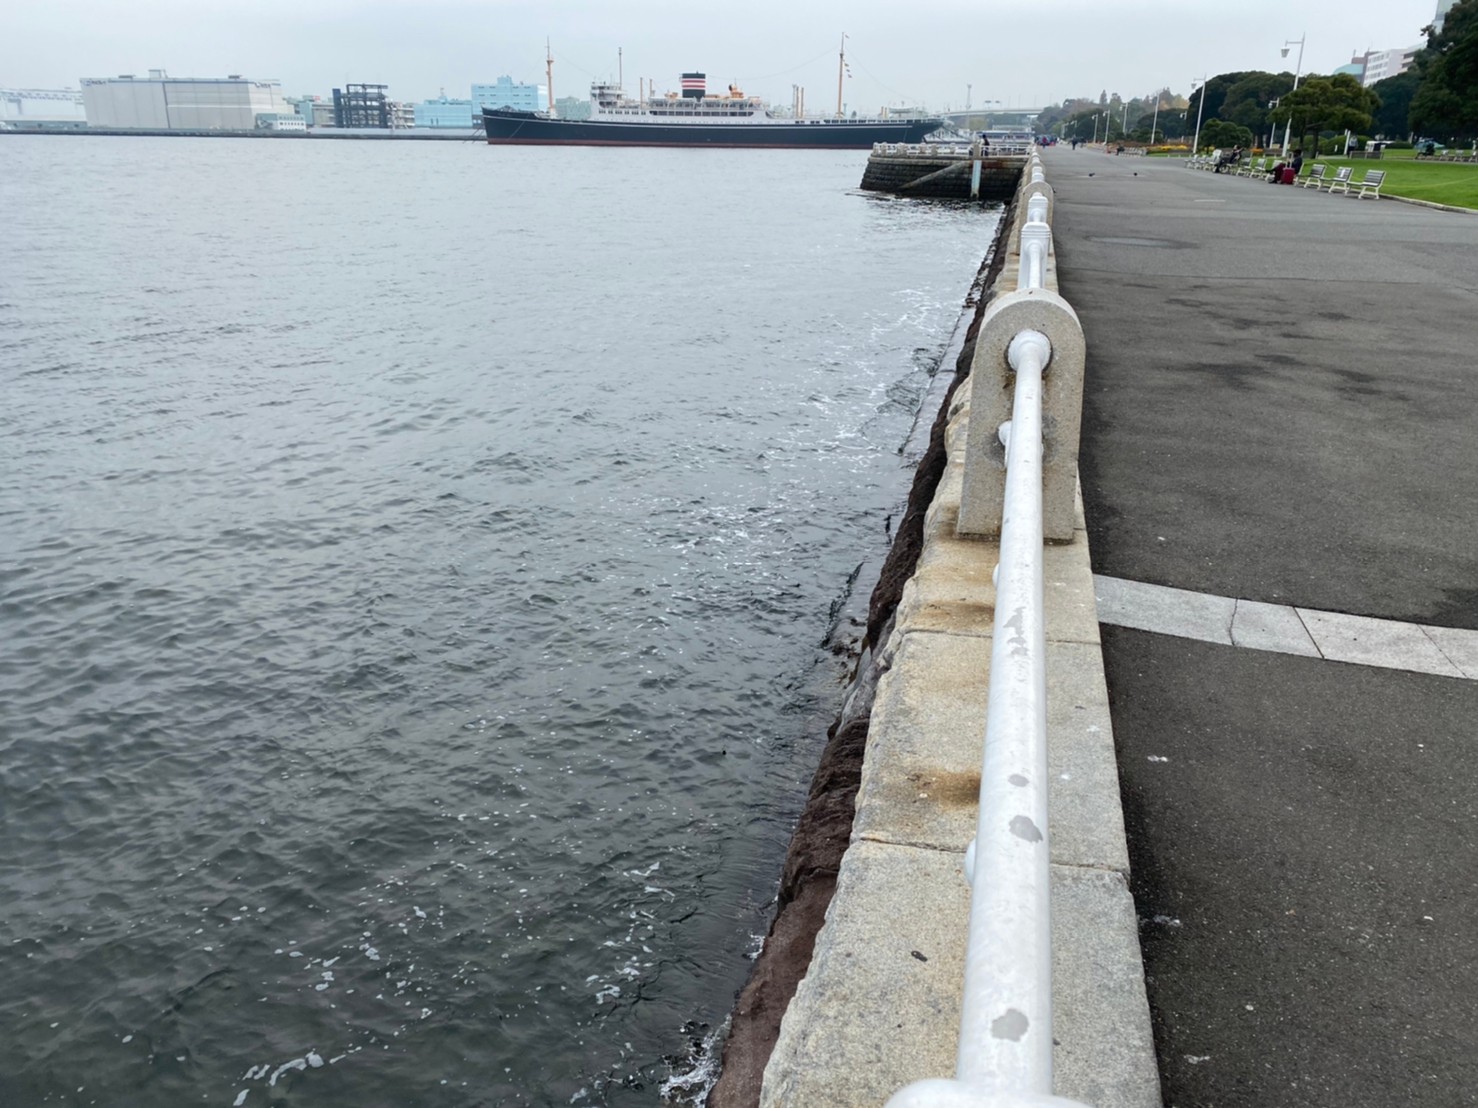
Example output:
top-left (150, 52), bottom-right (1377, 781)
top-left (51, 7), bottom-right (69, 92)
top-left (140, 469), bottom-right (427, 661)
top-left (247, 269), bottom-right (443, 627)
top-left (482, 108), bottom-right (942, 149)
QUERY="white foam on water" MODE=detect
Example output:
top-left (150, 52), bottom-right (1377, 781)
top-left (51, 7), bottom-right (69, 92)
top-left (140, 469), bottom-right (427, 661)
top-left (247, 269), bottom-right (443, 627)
top-left (267, 1057), bottom-right (308, 1086)
top-left (658, 1020), bottom-right (727, 1105)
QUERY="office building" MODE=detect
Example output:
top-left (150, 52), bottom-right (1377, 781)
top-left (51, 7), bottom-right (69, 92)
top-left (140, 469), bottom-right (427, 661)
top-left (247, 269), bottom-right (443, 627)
top-left (472, 76), bottom-right (545, 113)
top-left (1362, 45), bottom-right (1421, 86)
top-left (414, 96), bottom-right (474, 128)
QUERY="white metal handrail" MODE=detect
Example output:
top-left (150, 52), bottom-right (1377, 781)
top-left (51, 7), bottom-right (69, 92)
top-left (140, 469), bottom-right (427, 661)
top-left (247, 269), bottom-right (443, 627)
top-left (888, 153), bottom-right (1091, 1108)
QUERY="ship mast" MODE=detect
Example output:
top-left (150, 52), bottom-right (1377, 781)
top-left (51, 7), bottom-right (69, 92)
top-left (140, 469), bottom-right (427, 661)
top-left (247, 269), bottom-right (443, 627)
top-left (835, 33), bottom-right (846, 118)
top-left (546, 39), bottom-right (554, 114)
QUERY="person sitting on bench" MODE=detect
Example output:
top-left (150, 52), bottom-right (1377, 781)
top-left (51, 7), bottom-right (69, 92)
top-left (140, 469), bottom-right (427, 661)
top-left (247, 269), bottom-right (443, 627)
top-left (1268, 148), bottom-right (1303, 182)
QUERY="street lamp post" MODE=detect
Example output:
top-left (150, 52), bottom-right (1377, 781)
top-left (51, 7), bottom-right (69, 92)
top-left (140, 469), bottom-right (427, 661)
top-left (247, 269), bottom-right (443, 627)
top-left (1280, 33), bottom-right (1305, 157)
top-left (1150, 96), bottom-right (1160, 145)
top-left (1092, 113), bottom-right (1100, 144)
top-left (1191, 75), bottom-right (1207, 155)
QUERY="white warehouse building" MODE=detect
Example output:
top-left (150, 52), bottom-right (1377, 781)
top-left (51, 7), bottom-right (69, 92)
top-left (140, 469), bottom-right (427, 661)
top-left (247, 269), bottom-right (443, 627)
top-left (81, 70), bottom-right (289, 129)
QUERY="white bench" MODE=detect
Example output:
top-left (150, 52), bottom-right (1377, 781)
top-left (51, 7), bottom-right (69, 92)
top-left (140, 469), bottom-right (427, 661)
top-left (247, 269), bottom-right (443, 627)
top-left (1298, 163), bottom-right (1327, 188)
top-left (1322, 166), bottom-right (1355, 193)
top-left (1353, 169), bottom-right (1386, 200)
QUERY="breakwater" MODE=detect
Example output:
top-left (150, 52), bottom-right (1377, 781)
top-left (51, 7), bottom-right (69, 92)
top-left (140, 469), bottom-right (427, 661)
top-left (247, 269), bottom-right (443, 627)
top-left (860, 143), bottom-right (1025, 201)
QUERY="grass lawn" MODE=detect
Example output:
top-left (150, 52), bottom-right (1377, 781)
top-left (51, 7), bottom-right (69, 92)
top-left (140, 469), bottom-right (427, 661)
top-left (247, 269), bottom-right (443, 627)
top-left (1301, 156), bottom-right (1478, 209)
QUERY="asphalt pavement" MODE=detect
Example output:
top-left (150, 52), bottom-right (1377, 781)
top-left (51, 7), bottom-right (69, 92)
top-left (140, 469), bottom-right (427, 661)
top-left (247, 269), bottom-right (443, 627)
top-left (1043, 147), bottom-right (1478, 1107)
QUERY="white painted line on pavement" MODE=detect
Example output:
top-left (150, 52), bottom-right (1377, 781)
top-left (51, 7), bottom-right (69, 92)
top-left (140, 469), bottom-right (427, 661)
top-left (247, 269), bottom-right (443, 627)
top-left (1231, 598), bottom-right (1320, 656)
top-left (1296, 608), bottom-right (1464, 678)
top-left (1424, 626), bottom-right (1478, 679)
top-left (1094, 575), bottom-right (1478, 681)
top-left (1093, 576), bottom-right (1233, 644)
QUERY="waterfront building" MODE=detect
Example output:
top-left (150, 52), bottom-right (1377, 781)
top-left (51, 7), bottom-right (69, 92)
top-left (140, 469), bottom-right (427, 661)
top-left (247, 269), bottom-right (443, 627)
top-left (80, 70), bottom-right (289, 129)
top-left (472, 76), bottom-right (545, 113)
top-left (256, 113), bottom-right (306, 132)
top-left (287, 94), bottom-right (323, 125)
top-left (1, 87), bottom-right (88, 130)
top-left (388, 101), bottom-right (415, 128)
top-left (414, 96), bottom-right (474, 128)
top-left (332, 84), bottom-right (389, 128)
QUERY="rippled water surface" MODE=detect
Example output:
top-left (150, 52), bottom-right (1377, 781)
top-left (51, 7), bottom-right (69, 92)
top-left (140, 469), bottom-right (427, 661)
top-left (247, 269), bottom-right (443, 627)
top-left (0, 135), bottom-right (996, 1106)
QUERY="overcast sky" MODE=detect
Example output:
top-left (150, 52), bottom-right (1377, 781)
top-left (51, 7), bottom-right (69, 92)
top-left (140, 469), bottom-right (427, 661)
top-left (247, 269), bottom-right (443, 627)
top-left (3, 0), bottom-right (1444, 110)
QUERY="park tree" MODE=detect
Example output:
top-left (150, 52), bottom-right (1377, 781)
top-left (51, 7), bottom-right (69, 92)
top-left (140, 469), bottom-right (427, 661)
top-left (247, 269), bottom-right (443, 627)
top-left (1410, 0), bottom-right (1478, 140)
top-left (1219, 71), bottom-right (1297, 143)
top-left (1370, 71), bottom-right (1421, 138)
top-left (1062, 107), bottom-right (1107, 142)
top-left (1188, 72), bottom-right (1257, 125)
top-left (1158, 109), bottom-right (1189, 140)
top-left (1198, 119), bottom-right (1255, 152)
top-left (1275, 73), bottom-right (1378, 151)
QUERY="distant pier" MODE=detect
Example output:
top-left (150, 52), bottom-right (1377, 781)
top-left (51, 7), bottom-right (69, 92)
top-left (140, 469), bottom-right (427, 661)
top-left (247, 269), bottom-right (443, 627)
top-left (861, 141), bottom-right (1028, 201)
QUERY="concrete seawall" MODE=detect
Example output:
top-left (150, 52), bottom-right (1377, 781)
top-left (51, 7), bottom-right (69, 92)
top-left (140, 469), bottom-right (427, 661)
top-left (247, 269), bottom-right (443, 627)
top-left (708, 158), bottom-right (1160, 1107)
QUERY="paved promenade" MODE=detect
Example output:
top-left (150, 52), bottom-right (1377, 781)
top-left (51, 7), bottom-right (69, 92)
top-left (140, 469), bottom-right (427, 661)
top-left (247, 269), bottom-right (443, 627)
top-left (1044, 148), bottom-right (1478, 1106)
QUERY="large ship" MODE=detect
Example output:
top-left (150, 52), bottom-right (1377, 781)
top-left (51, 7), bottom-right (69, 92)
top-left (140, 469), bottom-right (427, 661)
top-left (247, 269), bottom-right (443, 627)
top-left (483, 51), bottom-right (942, 149)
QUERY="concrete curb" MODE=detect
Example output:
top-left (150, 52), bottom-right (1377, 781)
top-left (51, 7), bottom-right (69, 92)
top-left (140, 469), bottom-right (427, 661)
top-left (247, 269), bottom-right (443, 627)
top-left (759, 162), bottom-right (1161, 1107)
top-left (1384, 193), bottom-right (1478, 214)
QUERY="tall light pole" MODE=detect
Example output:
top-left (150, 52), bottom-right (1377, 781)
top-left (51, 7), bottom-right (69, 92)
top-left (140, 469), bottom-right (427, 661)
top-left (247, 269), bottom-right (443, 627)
top-left (1280, 33), bottom-right (1305, 156)
top-left (1092, 112), bottom-right (1100, 143)
top-left (1190, 75), bottom-right (1207, 154)
top-left (1150, 94), bottom-right (1161, 145)
top-left (1122, 102), bottom-right (1129, 137)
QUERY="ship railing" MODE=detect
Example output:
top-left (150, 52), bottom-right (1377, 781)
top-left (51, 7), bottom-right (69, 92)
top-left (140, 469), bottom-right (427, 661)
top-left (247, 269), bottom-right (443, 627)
top-left (886, 150), bottom-right (1091, 1108)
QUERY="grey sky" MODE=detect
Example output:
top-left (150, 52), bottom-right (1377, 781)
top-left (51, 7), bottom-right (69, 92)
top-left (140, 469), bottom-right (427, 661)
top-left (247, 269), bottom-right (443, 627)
top-left (3, 0), bottom-right (1443, 110)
